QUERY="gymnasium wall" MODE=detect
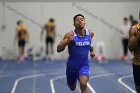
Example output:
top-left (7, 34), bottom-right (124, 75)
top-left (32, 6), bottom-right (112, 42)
top-left (0, 2), bottom-right (140, 60)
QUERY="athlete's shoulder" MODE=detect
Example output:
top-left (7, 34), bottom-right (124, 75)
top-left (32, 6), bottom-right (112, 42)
top-left (46, 21), bottom-right (54, 27)
top-left (63, 31), bottom-right (74, 39)
top-left (19, 25), bottom-right (26, 28)
top-left (136, 23), bottom-right (140, 29)
top-left (16, 25), bottom-right (19, 30)
top-left (65, 31), bottom-right (74, 37)
top-left (21, 25), bottom-right (27, 31)
top-left (16, 25), bottom-right (26, 32)
top-left (16, 25), bottom-right (21, 31)
top-left (130, 25), bottom-right (138, 32)
top-left (88, 29), bottom-right (94, 38)
top-left (129, 25), bottom-right (138, 36)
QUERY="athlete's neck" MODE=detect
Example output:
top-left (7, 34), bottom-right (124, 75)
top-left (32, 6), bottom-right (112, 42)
top-left (75, 28), bottom-right (85, 37)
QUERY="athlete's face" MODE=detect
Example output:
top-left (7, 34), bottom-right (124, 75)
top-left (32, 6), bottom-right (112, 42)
top-left (19, 22), bottom-right (23, 26)
top-left (74, 16), bottom-right (86, 28)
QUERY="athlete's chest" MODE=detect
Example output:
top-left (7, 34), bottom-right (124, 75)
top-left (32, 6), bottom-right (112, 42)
top-left (73, 36), bottom-right (90, 46)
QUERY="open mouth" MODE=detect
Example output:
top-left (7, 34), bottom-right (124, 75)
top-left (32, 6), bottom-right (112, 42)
top-left (79, 23), bottom-right (82, 26)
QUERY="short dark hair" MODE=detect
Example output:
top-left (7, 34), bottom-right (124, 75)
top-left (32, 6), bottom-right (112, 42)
top-left (17, 20), bottom-right (23, 25)
top-left (133, 20), bottom-right (138, 26)
top-left (49, 18), bottom-right (54, 22)
top-left (124, 17), bottom-right (128, 21)
top-left (73, 14), bottom-right (85, 21)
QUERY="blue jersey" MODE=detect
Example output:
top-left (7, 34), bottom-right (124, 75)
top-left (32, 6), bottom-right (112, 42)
top-left (67, 29), bottom-right (91, 69)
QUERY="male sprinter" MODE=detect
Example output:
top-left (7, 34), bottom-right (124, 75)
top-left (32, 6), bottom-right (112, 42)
top-left (128, 12), bottom-right (140, 93)
top-left (57, 14), bottom-right (95, 93)
top-left (14, 20), bottom-right (29, 62)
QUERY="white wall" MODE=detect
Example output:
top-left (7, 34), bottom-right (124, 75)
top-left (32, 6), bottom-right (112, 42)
top-left (0, 2), bottom-right (140, 60)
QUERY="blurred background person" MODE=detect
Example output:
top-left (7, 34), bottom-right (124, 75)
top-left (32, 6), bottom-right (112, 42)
top-left (128, 12), bottom-right (140, 93)
top-left (40, 18), bottom-right (56, 60)
top-left (120, 17), bottom-right (131, 60)
top-left (14, 20), bottom-right (29, 62)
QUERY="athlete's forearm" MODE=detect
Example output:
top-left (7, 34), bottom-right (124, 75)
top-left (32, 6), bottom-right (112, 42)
top-left (40, 29), bottom-right (44, 40)
top-left (90, 45), bottom-right (94, 52)
top-left (90, 45), bottom-right (95, 59)
top-left (57, 39), bottom-right (68, 53)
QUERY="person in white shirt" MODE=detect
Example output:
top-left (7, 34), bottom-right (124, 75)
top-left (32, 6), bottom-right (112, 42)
top-left (120, 17), bottom-right (131, 60)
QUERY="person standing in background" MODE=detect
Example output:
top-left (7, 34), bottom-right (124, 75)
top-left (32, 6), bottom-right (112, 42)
top-left (40, 18), bottom-right (56, 60)
top-left (120, 17), bottom-right (131, 60)
top-left (14, 20), bottom-right (29, 62)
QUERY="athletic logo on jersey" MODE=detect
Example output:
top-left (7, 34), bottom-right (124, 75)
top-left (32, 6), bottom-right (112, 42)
top-left (75, 41), bottom-right (90, 46)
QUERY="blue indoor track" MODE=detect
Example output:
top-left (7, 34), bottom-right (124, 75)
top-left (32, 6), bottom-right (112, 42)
top-left (0, 60), bottom-right (136, 93)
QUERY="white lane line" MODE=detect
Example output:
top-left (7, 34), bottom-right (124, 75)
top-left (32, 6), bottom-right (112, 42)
top-left (0, 70), bottom-right (36, 78)
top-left (118, 75), bottom-right (136, 93)
top-left (32, 73), bottom-right (37, 93)
top-left (91, 73), bottom-right (136, 93)
top-left (0, 73), bottom-right (15, 78)
top-left (32, 64), bottom-right (37, 93)
top-left (50, 75), bottom-right (65, 93)
top-left (87, 82), bottom-right (96, 93)
top-left (88, 73), bottom-right (115, 93)
top-left (11, 74), bottom-right (45, 93)
top-left (50, 75), bottom-right (96, 93)
top-left (90, 73), bottom-right (115, 79)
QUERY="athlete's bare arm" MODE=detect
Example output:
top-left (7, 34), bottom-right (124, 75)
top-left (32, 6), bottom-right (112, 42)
top-left (89, 31), bottom-right (95, 59)
top-left (53, 26), bottom-right (56, 36)
top-left (40, 24), bottom-right (46, 41)
top-left (57, 32), bottom-right (73, 53)
top-left (89, 31), bottom-right (94, 39)
top-left (25, 28), bottom-right (29, 42)
top-left (128, 26), bottom-right (140, 52)
top-left (14, 29), bottom-right (18, 45)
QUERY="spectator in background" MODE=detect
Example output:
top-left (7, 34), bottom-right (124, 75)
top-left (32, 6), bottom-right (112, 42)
top-left (40, 18), bottom-right (56, 60)
top-left (14, 20), bottom-right (29, 62)
top-left (120, 17), bottom-right (131, 60)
